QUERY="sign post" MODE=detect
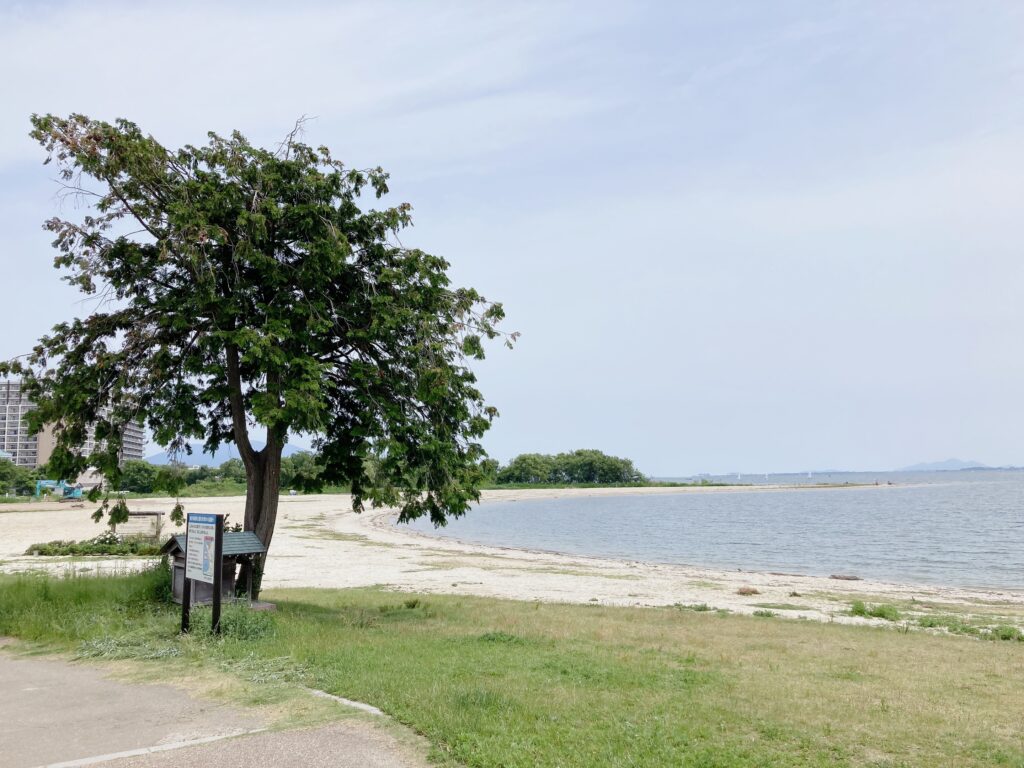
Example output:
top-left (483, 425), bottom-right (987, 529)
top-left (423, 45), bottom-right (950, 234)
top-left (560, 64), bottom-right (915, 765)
top-left (180, 512), bottom-right (224, 634)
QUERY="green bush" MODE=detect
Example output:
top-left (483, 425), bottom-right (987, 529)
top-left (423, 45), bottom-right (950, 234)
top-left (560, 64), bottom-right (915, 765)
top-left (25, 533), bottom-right (162, 557)
top-left (850, 601), bottom-right (901, 622)
top-left (990, 625), bottom-right (1023, 642)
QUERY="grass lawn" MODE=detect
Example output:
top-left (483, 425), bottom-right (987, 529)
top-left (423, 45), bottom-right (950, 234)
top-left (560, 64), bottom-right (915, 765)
top-left (1, 569), bottom-right (1022, 767)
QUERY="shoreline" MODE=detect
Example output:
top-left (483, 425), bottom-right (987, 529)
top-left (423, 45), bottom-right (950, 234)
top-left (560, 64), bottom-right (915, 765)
top-left (0, 487), bottom-right (1021, 630)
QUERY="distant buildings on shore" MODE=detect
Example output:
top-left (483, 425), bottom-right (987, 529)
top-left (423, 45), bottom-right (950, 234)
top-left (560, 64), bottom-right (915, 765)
top-left (0, 379), bottom-right (145, 468)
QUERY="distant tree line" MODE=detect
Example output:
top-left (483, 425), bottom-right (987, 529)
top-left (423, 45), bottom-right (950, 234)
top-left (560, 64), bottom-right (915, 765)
top-left (118, 448), bottom-right (646, 493)
top-left (491, 450), bottom-right (646, 485)
top-left (118, 452), bottom-right (323, 494)
top-left (7, 449), bottom-right (646, 497)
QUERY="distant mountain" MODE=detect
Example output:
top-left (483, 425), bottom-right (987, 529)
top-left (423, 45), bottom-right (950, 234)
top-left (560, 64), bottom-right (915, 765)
top-left (898, 458), bottom-right (989, 472)
top-left (146, 441), bottom-right (306, 466)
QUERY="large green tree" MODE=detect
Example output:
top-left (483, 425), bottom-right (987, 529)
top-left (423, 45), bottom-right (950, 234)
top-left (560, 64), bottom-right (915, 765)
top-left (3, 114), bottom-right (512, 594)
top-left (0, 459), bottom-right (39, 496)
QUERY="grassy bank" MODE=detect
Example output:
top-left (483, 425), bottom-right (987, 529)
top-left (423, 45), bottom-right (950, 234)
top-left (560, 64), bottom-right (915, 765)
top-left (1, 570), bottom-right (1022, 767)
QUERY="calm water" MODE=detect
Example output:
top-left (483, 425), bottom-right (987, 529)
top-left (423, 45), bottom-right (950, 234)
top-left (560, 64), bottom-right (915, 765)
top-left (407, 470), bottom-right (1024, 589)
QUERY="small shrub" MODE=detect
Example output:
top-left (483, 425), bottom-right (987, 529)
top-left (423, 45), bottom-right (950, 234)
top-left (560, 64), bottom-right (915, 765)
top-left (916, 615), bottom-right (980, 637)
top-left (25, 534), bottom-right (161, 557)
top-left (990, 625), bottom-right (1023, 642)
top-left (871, 604), bottom-right (901, 622)
top-left (674, 603), bottom-right (713, 612)
top-left (737, 586), bottom-right (760, 596)
top-left (379, 600), bottom-right (423, 614)
top-left (220, 605), bottom-right (276, 640)
top-left (753, 610), bottom-right (776, 618)
top-left (478, 631), bottom-right (524, 644)
top-left (850, 601), bottom-right (901, 622)
top-left (145, 558), bottom-right (173, 604)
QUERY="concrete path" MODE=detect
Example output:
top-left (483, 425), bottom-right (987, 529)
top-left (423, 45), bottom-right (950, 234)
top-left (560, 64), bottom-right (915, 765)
top-left (0, 648), bottom-right (427, 768)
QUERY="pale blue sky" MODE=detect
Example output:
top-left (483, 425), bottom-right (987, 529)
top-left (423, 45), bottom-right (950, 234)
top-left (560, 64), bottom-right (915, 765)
top-left (1, 1), bottom-right (1023, 475)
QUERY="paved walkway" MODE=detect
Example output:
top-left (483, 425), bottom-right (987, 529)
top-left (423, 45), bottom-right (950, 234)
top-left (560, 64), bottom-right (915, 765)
top-left (0, 647), bottom-right (427, 768)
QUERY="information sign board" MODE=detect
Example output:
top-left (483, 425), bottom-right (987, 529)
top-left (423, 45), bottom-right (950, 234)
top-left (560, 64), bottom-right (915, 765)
top-left (185, 513), bottom-right (218, 584)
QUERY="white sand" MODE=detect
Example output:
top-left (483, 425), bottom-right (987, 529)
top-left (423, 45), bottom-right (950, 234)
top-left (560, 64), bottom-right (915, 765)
top-left (2, 487), bottom-right (1022, 625)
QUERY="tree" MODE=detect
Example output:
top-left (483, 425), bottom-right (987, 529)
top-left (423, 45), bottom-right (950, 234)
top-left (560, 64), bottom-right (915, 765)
top-left (0, 459), bottom-right (38, 495)
top-left (553, 449), bottom-right (645, 484)
top-left (497, 453), bottom-right (557, 484)
top-left (119, 459), bottom-right (158, 493)
top-left (496, 450), bottom-right (645, 485)
top-left (183, 465), bottom-right (215, 485)
top-left (280, 451), bottom-right (321, 490)
top-left (4, 114), bottom-right (512, 595)
top-left (217, 459), bottom-right (248, 484)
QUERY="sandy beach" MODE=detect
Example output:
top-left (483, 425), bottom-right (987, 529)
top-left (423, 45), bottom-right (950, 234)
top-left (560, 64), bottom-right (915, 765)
top-left (2, 486), bottom-right (1022, 627)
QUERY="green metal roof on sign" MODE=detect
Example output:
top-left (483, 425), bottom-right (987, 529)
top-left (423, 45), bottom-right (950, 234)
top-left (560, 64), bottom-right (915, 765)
top-left (160, 531), bottom-right (267, 557)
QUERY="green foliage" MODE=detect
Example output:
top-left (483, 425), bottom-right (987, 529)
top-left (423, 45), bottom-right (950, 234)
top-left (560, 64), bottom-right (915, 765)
top-left (25, 532), bottom-right (162, 556)
top-left (119, 460), bottom-right (158, 493)
top-left (990, 625), bottom-right (1023, 642)
top-left (0, 458), bottom-right (39, 495)
top-left (496, 449), bottom-right (645, 485)
top-left (916, 615), bottom-right (981, 637)
top-left (850, 600), bottom-right (902, 621)
top-left (217, 459), bottom-right (248, 484)
top-left (154, 464), bottom-right (187, 497)
top-left (3, 114), bottom-right (512, 555)
top-left (280, 451), bottom-right (322, 490)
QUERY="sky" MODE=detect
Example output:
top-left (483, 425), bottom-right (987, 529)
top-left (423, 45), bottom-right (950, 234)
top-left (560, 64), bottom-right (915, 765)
top-left (1, 1), bottom-right (1023, 475)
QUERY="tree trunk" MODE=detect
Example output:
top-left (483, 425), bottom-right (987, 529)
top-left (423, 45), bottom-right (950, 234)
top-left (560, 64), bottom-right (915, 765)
top-left (235, 442), bottom-right (283, 599)
top-left (225, 344), bottom-right (285, 600)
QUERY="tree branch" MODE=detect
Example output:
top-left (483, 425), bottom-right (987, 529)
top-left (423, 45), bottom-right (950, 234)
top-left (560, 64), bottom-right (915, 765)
top-left (225, 344), bottom-right (256, 468)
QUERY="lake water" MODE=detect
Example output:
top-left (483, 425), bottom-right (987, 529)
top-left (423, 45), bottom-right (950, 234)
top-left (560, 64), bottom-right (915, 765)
top-left (406, 470), bottom-right (1024, 589)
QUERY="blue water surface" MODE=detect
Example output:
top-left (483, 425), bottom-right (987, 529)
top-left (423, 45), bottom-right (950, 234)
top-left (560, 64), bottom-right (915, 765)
top-left (406, 471), bottom-right (1024, 589)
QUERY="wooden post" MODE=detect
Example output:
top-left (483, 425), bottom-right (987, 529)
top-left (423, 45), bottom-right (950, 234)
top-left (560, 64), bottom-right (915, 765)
top-left (211, 515), bottom-right (224, 635)
top-left (180, 576), bottom-right (191, 634)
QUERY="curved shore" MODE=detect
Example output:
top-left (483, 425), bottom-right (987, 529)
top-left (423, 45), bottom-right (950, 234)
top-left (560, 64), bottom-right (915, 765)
top-left (1, 487), bottom-right (1022, 628)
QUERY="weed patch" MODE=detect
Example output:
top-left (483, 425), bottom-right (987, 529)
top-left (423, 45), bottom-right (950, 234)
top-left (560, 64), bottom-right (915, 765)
top-left (673, 603), bottom-right (713, 612)
top-left (850, 600), bottom-right (901, 621)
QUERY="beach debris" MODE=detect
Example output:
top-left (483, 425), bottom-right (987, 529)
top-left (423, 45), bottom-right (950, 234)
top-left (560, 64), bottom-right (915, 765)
top-left (737, 586), bottom-right (761, 596)
top-left (829, 574), bottom-right (862, 581)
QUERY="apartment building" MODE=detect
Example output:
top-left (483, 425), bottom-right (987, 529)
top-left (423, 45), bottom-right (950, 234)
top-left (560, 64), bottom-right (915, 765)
top-left (0, 379), bottom-right (146, 468)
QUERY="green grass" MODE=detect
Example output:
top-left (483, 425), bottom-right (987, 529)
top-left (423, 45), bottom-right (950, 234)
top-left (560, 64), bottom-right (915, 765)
top-left (2, 570), bottom-right (1024, 767)
top-left (850, 600), bottom-right (902, 622)
top-left (752, 603), bottom-right (807, 612)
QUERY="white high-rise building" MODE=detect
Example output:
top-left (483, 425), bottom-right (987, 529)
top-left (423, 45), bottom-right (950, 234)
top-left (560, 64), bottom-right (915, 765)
top-left (0, 379), bottom-right (146, 468)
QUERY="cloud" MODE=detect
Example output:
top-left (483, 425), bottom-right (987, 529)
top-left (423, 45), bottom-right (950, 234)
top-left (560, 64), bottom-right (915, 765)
top-left (0, 1), bottom-right (625, 173)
